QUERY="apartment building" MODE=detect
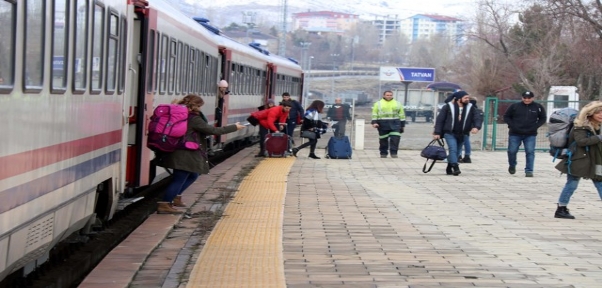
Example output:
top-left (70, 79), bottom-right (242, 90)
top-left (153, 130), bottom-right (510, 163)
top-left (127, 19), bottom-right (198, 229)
top-left (292, 11), bottom-right (359, 34)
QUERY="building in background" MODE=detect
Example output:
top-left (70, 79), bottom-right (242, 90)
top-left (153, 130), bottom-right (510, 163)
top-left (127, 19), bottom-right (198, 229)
top-left (292, 11), bottom-right (359, 34)
top-left (398, 14), bottom-right (465, 45)
top-left (365, 15), bottom-right (402, 44)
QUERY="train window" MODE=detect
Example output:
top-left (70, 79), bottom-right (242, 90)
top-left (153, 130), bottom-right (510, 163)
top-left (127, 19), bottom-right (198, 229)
top-left (146, 30), bottom-right (155, 93)
top-left (0, 1), bottom-right (15, 90)
top-left (199, 50), bottom-right (205, 94)
top-left (175, 41), bottom-right (182, 94)
top-left (204, 54), bottom-right (210, 94)
top-left (180, 44), bottom-right (188, 94)
top-left (73, 0), bottom-right (88, 92)
top-left (91, 3), bottom-right (105, 93)
top-left (159, 34), bottom-right (168, 94)
top-left (168, 39), bottom-right (176, 94)
top-left (24, 0), bottom-right (45, 91)
top-left (51, 0), bottom-right (68, 92)
top-left (187, 47), bottom-right (195, 94)
top-left (118, 17), bottom-right (127, 94)
top-left (106, 11), bottom-right (119, 93)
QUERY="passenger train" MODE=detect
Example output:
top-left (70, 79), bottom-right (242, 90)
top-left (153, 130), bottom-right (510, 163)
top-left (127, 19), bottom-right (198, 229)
top-left (0, 0), bottom-right (303, 281)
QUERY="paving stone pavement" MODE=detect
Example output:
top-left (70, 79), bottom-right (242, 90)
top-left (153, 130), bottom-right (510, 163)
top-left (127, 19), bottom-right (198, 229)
top-left (285, 143), bottom-right (602, 287)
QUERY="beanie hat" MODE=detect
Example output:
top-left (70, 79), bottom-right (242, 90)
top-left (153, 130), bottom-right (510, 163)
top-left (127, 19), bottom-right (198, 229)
top-left (218, 80), bottom-right (228, 88)
top-left (452, 90), bottom-right (469, 100)
top-left (266, 99), bottom-right (275, 106)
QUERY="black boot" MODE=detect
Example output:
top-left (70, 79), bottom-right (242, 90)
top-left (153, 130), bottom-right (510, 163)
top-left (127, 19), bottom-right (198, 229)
top-left (554, 205), bottom-right (575, 219)
top-left (451, 163), bottom-right (461, 176)
top-left (308, 153), bottom-right (320, 159)
top-left (292, 148), bottom-right (299, 157)
top-left (462, 155), bottom-right (471, 163)
top-left (446, 163), bottom-right (453, 175)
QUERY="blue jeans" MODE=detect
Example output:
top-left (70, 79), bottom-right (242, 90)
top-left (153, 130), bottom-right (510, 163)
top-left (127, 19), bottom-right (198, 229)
top-left (458, 134), bottom-right (471, 157)
top-left (507, 134), bottom-right (536, 173)
top-left (558, 174), bottom-right (602, 206)
top-left (443, 134), bottom-right (463, 164)
top-left (163, 169), bottom-right (199, 202)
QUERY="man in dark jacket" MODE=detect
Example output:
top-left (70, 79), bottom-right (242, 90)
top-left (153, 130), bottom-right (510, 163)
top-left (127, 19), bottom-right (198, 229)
top-left (327, 98), bottom-right (352, 137)
top-left (503, 91), bottom-right (547, 177)
top-left (282, 92), bottom-right (304, 142)
top-left (433, 91), bottom-right (480, 175)
top-left (458, 97), bottom-right (484, 163)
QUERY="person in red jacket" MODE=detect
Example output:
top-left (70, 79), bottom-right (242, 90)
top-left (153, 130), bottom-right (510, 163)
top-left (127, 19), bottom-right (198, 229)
top-left (250, 100), bottom-right (292, 157)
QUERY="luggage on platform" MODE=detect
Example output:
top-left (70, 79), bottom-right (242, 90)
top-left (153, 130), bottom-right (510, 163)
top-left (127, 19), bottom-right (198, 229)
top-left (265, 132), bottom-right (291, 157)
top-left (325, 136), bottom-right (352, 159)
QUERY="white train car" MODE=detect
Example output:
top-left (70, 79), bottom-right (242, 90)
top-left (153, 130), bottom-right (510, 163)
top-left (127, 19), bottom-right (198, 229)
top-left (0, 0), bottom-right (131, 281)
top-left (0, 0), bottom-right (303, 282)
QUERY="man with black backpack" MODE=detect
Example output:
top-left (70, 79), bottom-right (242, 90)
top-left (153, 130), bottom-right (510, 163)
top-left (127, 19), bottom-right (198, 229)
top-left (503, 91), bottom-right (547, 177)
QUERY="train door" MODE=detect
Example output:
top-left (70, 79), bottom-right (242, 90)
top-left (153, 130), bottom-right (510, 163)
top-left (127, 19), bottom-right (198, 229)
top-left (123, 2), bottom-right (155, 188)
top-left (215, 48), bottom-right (231, 144)
top-left (266, 63), bottom-right (276, 101)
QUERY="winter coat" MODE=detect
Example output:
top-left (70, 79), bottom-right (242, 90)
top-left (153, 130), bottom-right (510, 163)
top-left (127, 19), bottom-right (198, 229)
top-left (370, 98), bottom-right (406, 131)
top-left (250, 106), bottom-right (289, 132)
top-left (503, 101), bottom-right (546, 135)
top-left (300, 109), bottom-right (327, 139)
top-left (434, 102), bottom-right (480, 137)
top-left (555, 101), bottom-right (602, 180)
top-left (287, 100), bottom-right (304, 122)
top-left (158, 114), bottom-right (237, 175)
top-left (327, 103), bottom-right (352, 121)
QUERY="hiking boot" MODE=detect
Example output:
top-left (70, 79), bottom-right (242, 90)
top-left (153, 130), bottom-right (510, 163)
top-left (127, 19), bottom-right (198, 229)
top-left (308, 153), bottom-right (320, 159)
top-left (172, 195), bottom-right (187, 208)
top-left (525, 172), bottom-right (533, 177)
top-left (391, 154), bottom-right (398, 158)
top-left (462, 155), bottom-right (471, 163)
top-left (554, 205), bottom-right (575, 219)
top-left (157, 202), bottom-right (183, 214)
top-left (451, 164), bottom-right (461, 176)
top-left (446, 163), bottom-right (453, 175)
top-left (292, 148), bottom-right (299, 157)
top-left (508, 166), bottom-right (516, 175)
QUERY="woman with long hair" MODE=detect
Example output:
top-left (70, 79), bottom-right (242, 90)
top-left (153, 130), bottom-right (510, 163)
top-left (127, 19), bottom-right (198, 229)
top-left (554, 101), bottom-right (602, 219)
top-left (292, 100), bottom-right (327, 159)
top-left (156, 94), bottom-right (245, 214)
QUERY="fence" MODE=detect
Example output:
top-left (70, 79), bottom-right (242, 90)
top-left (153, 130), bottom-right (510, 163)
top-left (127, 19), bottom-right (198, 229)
top-left (481, 97), bottom-right (590, 151)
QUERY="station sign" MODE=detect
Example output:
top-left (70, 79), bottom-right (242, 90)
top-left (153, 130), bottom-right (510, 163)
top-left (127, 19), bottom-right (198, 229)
top-left (379, 66), bottom-right (435, 82)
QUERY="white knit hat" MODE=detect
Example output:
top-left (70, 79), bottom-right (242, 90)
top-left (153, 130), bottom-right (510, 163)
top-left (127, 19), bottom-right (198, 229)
top-left (218, 80), bottom-right (228, 88)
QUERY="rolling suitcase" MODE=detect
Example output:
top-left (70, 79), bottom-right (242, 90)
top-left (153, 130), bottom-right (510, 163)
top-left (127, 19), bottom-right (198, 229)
top-left (325, 136), bottom-right (352, 159)
top-left (264, 132), bottom-right (290, 157)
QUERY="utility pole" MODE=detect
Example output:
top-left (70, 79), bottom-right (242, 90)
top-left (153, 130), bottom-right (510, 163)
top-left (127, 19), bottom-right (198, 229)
top-left (242, 12), bottom-right (257, 44)
top-left (330, 54), bottom-right (339, 100)
top-left (278, 0), bottom-right (287, 56)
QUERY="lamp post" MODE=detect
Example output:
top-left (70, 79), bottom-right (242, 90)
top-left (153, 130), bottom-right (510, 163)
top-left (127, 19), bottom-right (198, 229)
top-left (299, 42), bottom-right (311, 70)
top-left (330, 53), bottom-right (339, 100)
top-left (242, 12), bottom-right (257, 44)
top-left (303, 56), bottom-right (313, 108)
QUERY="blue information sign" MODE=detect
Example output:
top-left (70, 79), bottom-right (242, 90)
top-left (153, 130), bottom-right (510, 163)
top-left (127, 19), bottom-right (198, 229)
top-left (379, 67), bottom-right (436, 82)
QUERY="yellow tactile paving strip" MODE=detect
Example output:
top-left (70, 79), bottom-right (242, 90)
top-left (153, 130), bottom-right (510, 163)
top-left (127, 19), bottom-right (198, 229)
top-left (186, 157), bottom-right (294, 288)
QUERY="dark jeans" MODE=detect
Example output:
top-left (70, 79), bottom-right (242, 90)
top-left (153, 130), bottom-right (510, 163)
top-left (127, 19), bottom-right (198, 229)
top-left (286, 120), bottom-right (297, 140)
top-left (258, 126), bottom-right (268, 154)
top-left (163, 169), bottom-right (199, 202)
top-left (378, 129), bottom-right (400, 156)
top-left (333, 119), bottom-right (347, 137)
top-left (296, 138), bottom-right (317, 154)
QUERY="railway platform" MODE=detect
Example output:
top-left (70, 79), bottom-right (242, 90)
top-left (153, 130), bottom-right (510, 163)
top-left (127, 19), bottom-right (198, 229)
top-left (79, 119), bottom-right (602, 288)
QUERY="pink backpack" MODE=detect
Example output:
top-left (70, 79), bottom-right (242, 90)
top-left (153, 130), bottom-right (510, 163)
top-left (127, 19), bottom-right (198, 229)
top-left (147, 104), bottom-right (198, 152)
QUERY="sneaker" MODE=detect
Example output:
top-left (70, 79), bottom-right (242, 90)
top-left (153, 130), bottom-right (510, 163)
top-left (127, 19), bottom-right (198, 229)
top-left (508, 166), bottom-right (516, 175)
top-left (380, 155), bottom-right (387, 158)
top-left (391, 155), bottom-right (398, 158)
top-left (525, 172), bottom-right (533, 177)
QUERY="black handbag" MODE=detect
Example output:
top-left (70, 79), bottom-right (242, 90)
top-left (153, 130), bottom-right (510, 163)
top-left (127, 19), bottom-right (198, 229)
top-left (301, 130), bottom-right (316, 139)
top-left (420, 139), bottom-right (447, 173)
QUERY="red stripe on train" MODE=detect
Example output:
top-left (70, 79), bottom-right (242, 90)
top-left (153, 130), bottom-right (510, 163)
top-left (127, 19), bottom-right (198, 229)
top-left (0, 130), bottom-right (122, 181)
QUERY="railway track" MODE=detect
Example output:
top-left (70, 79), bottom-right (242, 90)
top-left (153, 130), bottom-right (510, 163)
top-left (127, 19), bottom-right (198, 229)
top-left (0, 148), bottom-right (246, 288)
